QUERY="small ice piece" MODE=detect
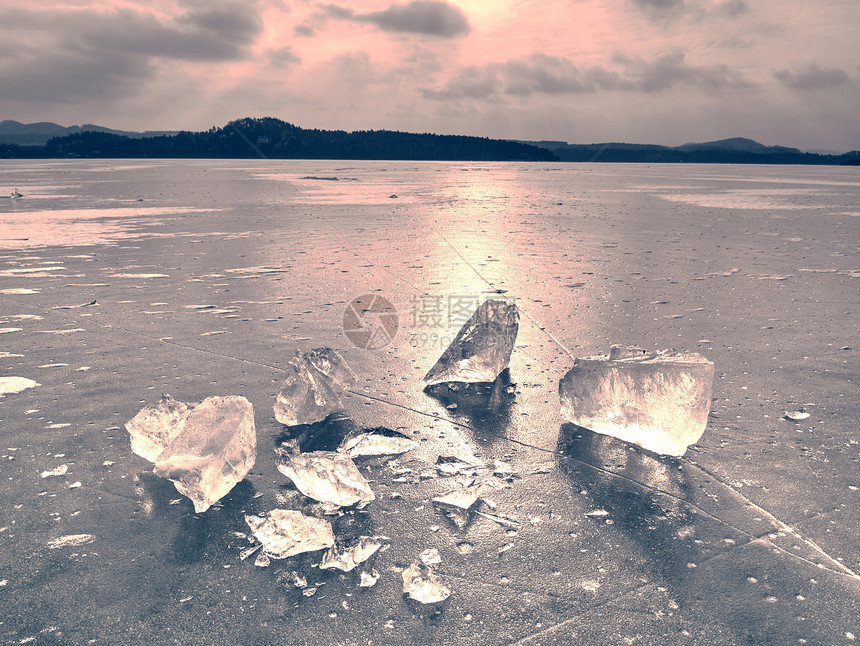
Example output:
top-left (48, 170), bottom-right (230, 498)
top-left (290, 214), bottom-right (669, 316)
top-left (276, 445), bottom-right (374, 508)
top-left (40, 464), bottom-right (68, 478)
top-left (340, 431), bottom-right (417, 458)
top-left (274, 348), bottom-right (357, 426)
top-left (244, 509), bottom-right (335, 559)
top-left (0, 377), bottom-right (41, 397)
top-left (433, 482), bottom-right (486, 529)
top-left (125, 394), bottom-right (256, 513)
top-left (419, 548), bottom-right (441, 566)
top-left (432, 482), bottom-right (486, 511)
top-left (359, 569), bottom-right (380, 587)
top-left (320, 536), bottom-right (383, 571)
top-left (559, 346), bottom-right (715, 456)
top-left (402, 561), bottom-right (451, 604)
top-left (47, 534), bottom-right (95, 549)
top-left (424, 300), bottom-right (519, 385)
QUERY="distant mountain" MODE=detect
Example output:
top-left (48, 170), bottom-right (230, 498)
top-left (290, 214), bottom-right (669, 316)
top-left (0, 120), bottom-right (178, 146)
top-left (0, 118), bottom-right (857, 164)
top-left (527, 137), bottom-right (858, 165)
top-left (675, 137), bottom-right (801, 155)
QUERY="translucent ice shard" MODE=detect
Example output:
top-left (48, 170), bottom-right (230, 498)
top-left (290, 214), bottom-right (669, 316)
top-left (402, 560), bottom-right (451, 604)
top-left (125, 394), bottom-right (256, 513)
top-left (244, 509), bottom-right (335, 559)
top-left (276, 445), bottom-right (375, 508)
top-left (424, 300), bottom-right (519, 386)
top-left (558, 346), bottom-right (715, 456)
top-left (432, 481), bottom-right (487, 529)
top-left (339, 430), bottom-right (417, 458)
top-left (125, 394), bottom-right (190, 462)
top-left (274, 348), bottom-right (357, 426)
top-left (320, 536), bottom-right (384, 571)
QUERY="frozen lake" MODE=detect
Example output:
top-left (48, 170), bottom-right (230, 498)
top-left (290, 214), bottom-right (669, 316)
top-left (1, 159), bottom-right (858, 644)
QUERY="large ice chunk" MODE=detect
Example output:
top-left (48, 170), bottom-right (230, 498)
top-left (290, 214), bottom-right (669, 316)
top-left (558, 346), bottom-right (714, 456)
top-left (276, 444), bottom-right (375, 509)
top-left (424, 299), bottom-right (519, 386)
top-left (245, 509), bottom-right (335, 559)
top-left (274, 348), bottom-right (357, 426)
top-left (125, 394), bottom-right (256, 512)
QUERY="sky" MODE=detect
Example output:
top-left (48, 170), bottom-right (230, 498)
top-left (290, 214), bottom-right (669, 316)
top-left (1, 0), bottom-right (858, 151)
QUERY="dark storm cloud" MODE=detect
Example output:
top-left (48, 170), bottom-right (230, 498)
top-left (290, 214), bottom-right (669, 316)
top-left (422, 51), bottom-right (754, 100)
top-left (773, 61), bottom-right (850, 91)
top-left (628, 0), bottom-right (686, 21)
top-left (323, 1), bottom-right (470, 37)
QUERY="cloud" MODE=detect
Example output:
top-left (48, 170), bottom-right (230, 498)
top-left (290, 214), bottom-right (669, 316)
top-left (773, 61), bottom-right (851, 91)
top-left (324, 1), bottom-right (470, 38)
top-left (0, 4), bottom-right (263, 105)
top-left (628, 0), bottom-right (686, 21)
top-left (614, 51), bottom-right (754, 92)
top-left (269, 46), bottom-right (302, 68)
top-left (422, 51), bottom-right (754, 100)
top-left (713, 0), bottom-right (748, 17)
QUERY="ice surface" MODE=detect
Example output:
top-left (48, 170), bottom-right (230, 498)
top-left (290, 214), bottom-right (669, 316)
top-left (276, 445), bottom-right (375, 508)
top-left (320, 536), bottom-right (383, 571)
top-left (558, 346), bottom-right (715, 456)
top-left (339, 431), bottom-right (417, 457)
top-left (402, 560), bottom-right (451, 604)
top-left (274, 348), bottom-right (357, 426)
top-left (244, 509), bottom-right (335, 559)
top-left (126, 395), bottom-right (256, 512)
top-left (424, 299), bottom-right (519, 385)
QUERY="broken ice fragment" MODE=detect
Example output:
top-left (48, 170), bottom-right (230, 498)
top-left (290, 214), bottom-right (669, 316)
top-left (359, 569), bottom-right (380, 587)
top-left (402, 561), bottom-right (451, 604)
top-left (558, 346), bottom-right (715, 456)
top-left (40, 464), bottom-right (69, 478)
top-left (244, 509), bottom-right (335, 559)
top-left (276, 445), bottom-right (374, 508)
top-left (433, 482), bottom-right (487, 529)
top-left (320, 536), bottom-right (383, 571)
top-left (126, 394), bottom-right (256, 513)
top-left (339, 431), bottom-right (417, 458)
top-left (274, 348), bottom-right (357, 426)
top-left (419, 548), bottom-right (441, 566)
top-left (0, 377), bottom-right (41, 397)
top-left (125, 395), bottom-right (190, 462)
top-left (432, 482), bottom-right (486, 511)
top-left (47, 534), bottom-right (95, 549)
top-left (424, 300), bottom-right (519, 385)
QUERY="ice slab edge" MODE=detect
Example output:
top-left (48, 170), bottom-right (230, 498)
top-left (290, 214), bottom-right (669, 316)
top-left (558, 346), bottom-right (715, 456)
top-left (424, 299), bottom-right (519, 386)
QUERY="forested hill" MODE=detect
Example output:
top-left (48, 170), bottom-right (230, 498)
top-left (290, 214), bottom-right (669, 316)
top-left (0, 117), bottom-right (556, 162)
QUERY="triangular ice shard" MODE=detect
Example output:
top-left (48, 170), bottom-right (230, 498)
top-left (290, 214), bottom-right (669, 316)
top-left (424, 300), bottom-right (519, 386)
